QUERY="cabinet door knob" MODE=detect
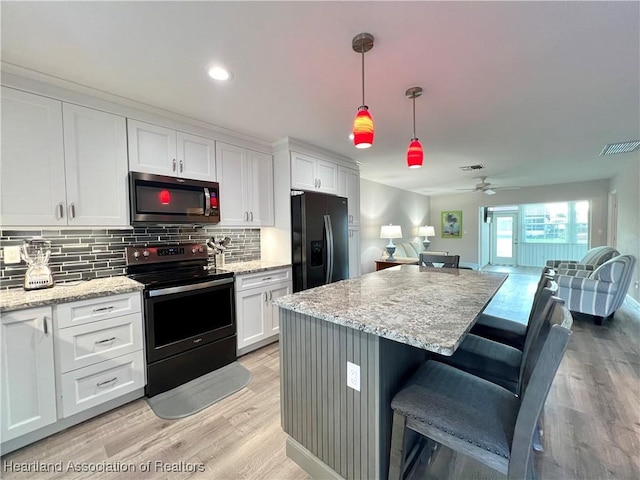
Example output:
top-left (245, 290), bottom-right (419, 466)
top-left (179, 159), bottom-right (184, 173)
top-left (43, 316), bottom-right (48, 335)
top-left (318, 178), bottom-right (321, 188)
top-left (57, 203), bottom-right (64, 220)
top-left (173, 159), bottom-right (177, 171)
top-left (69, 203), bottom-right (76, 219)
top-left (268, 291), bottom-right (273, 301)
top-left (250, 211), bottom-right (254, 221)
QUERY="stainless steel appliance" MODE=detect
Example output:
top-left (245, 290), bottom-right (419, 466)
top-left (126, 243), bottom-right (235, 397)
top-left (291, 191), bottom-right (349, 292)
top-left (129, 172), bottom-right (220, 225)
top-left (21, 239), bottom-right (54, 290)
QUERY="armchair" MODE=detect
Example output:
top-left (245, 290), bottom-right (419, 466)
top-left (555, 254), bottom-right (636, 325)
top-left (546, 246), bottom-right (619, 271)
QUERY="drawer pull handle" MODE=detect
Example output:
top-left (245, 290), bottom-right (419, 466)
top-left (96, 377), bottom-right (118, 388)
top-left (95, 337), bottom-right (116, 345)
top-left (93, 306), bottom-right (114, 313)
top-left (262, 277), bottom-right (272, 281)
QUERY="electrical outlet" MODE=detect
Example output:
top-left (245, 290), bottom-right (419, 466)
top-left (347, 361), bottom-right (360, 392)
top-left (3, 246), bottom-right (21, 264)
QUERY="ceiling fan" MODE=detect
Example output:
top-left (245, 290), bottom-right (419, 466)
top-left (456, 176), bottom-right (519, 195)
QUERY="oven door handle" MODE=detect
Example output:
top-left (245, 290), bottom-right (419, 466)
top-left (147, 277), bottom-right (234, 297)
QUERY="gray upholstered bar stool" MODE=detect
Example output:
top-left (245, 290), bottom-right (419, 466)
top-left (439, 282), bottom-right (558, 394)
top-left (470, 266), bottom-right (555, 350)
top-left (388, 300), bottom-right (573, 480)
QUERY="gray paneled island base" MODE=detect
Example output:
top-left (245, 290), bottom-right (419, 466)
top-left (273, 265), bottom-right (508, 480)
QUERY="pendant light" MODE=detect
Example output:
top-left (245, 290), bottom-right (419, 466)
top-left (352, 33), bottom-right (375, 149)
top-left (406, 86), bottom-right (424, 168)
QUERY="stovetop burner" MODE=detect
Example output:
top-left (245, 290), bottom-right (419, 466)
top-left (125, 243), bottom-right (233, 289)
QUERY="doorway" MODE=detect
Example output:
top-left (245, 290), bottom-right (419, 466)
top-left (491, 212), bottom-right (518, 265)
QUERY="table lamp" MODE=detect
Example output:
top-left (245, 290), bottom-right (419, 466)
top-left (380, 225), bottom-right (402, 261)
top-left (418, 225), bottom-right (436, 250)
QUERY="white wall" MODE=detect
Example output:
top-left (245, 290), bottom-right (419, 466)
top-left (609, 158), bottom-right (640, 304)
top-left (428, 179), bottom-right (610, 266)
top-left (359, 179), bottom-right (431, 274)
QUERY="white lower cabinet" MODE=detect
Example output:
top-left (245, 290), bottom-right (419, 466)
top-left (59, 351), bottom-right (144, 418)
top-left (0, 292), bottom-right (145, 453)
top-left (235, 268), bottom-right (292, 354)
top-left (54, 292), bottom-right (145, 418)
top-left (1, 307), bottom-right (57, 442)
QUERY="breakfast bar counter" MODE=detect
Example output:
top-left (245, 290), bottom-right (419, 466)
top-left (273, 265), bottom-right (507, 480)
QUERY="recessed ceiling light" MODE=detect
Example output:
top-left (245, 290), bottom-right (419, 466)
top-left (208, 66), bottom-right (232, 81)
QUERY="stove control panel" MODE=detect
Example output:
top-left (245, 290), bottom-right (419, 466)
top-left (125, 243), bottom-right (207, 264)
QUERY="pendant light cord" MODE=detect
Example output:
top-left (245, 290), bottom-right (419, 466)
top-left (412, 95), bottom-right (416, 139)
top-left (361, 51), bottom-right (365, 106)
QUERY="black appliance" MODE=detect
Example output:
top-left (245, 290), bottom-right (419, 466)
top-left (129, 172), bottom-right (220, 225)
top-left (291, 191), bottom-right (349, 292)
top-left (126, 243), bottom-right (235, 397)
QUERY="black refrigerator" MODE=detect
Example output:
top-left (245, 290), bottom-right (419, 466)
top-left (291, 191), bottom-right (349, 292)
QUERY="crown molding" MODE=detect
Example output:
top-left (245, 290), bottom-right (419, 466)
top-left (1, 62), bottom-right (273, 154)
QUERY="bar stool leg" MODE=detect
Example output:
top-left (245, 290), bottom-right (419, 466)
top-left (389, 411), bottom-right (408, 480)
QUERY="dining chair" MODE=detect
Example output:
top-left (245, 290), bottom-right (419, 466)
top-left (388, 299), bottom-right (573, 480)
top-left (470, 266), bottom-right (555, 350)
top-left (419, 253), bottom-right (460, 268)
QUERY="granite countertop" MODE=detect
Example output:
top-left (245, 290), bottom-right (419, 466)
top-left (0, 276), bottom-right (144, 313)
top-left (221, 260), bottom-right (292, 275)
top-left (273, 265), bottom-right (507, 355)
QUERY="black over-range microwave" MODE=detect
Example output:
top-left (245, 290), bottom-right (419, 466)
top-left (129, 172), bottom-right (220, 225)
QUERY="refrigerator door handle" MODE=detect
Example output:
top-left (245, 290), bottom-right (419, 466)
top-left (324, 214), bottom-right (334, 284)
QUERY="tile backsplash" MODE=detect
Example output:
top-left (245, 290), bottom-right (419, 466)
top-left (0, 226), bottom-right (260, 289)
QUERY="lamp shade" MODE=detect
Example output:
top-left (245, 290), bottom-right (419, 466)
top-left (353, 107), bottom-right (374, 149)
top-left (380, 225), bottom-right (402, 239)
top-left (418, 225), bottom-right (435, 237)
top-left (407, 139), bottom-right (423, 168)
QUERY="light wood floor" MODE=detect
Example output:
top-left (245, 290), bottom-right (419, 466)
top-left (3, 279), bottom-right (640, 479)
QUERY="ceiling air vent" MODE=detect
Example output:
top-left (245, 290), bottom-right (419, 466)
top-left (459, 164), bottom-right (484, 171)
top-left (600, 141), bottom-right (640, 156)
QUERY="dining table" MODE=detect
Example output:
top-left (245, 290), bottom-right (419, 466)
top-left (273, 264), bottom-right (508, 480)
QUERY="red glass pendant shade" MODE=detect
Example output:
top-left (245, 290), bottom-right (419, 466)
top-left (353, 106), bottom-right (374, 149)
top-left (407, 139), bottom-right (423, 168)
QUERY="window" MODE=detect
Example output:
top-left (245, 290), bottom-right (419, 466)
top-left (522, 201), bottom-right (589, 244)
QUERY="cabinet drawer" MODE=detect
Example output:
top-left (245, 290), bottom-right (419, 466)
top-left (60, 351), bottom-right (145, 418)
top-left (57, 313), bottom-right (143, 373)
top-left (235, 268), bottom-right (291, 292)
top-left (56, 292), bottom-right (142, 328)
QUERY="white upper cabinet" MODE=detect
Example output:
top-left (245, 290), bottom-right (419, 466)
top-left (1, 87), bottom-right (66, 226)
top-left (1, 87), bottom-right (129, 227)
top-left (338, 166), bottom-right (360, 226)
top-left (216, 142), bottom-right (274, 227)
top-left (291, 151), bottom-right (338, 195)
top-left (62, 103), bottom-right (128, 226)
top-left (127, 119), bottom-right (216, 182)
top-left (177, 131), bottom-right (216, 181)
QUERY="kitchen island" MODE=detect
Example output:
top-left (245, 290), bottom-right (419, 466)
top-left (273, 265), bottom-right (507, 480)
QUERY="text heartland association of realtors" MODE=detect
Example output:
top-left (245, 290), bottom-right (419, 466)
top-left (2, 460), bottom-right (206, 473)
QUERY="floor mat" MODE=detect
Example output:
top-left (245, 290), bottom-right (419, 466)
top-left (146, 362), bottom-right (252, 420)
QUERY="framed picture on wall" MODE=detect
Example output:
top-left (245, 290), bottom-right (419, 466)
top-left (441, 210), bottom-right (462, 238)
